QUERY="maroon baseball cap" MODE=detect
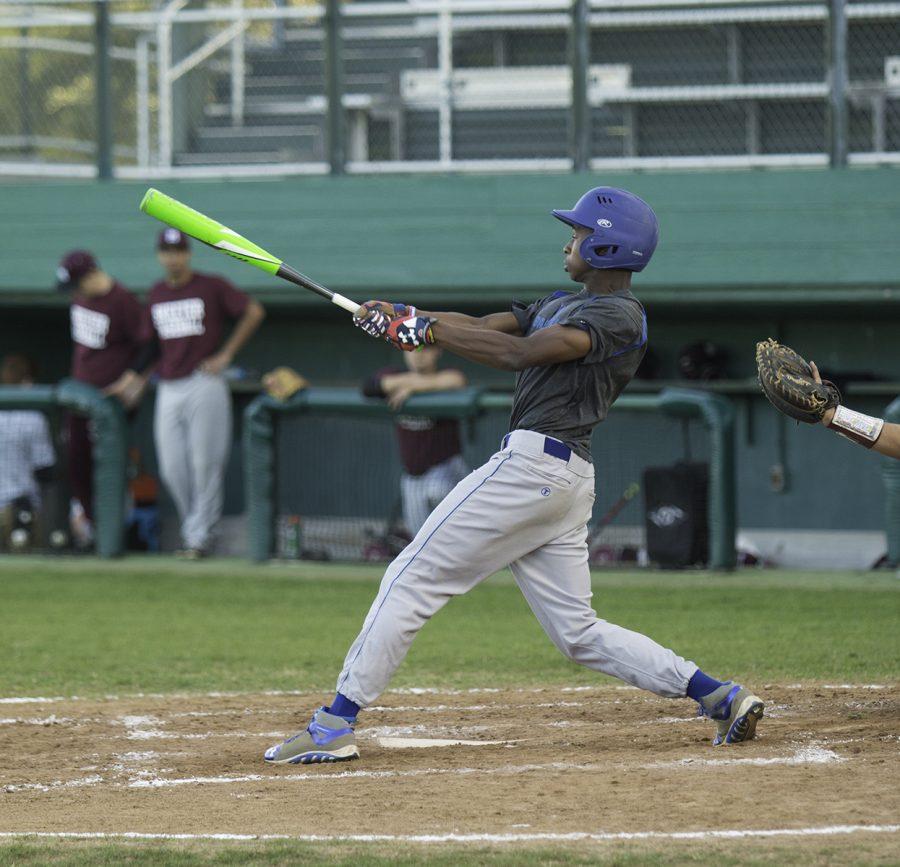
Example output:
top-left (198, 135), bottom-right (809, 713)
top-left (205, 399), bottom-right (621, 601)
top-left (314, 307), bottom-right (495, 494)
top-left (56, 250), bottom-right (98, 291)
top-left (157, 227), bottom-right (191, 250)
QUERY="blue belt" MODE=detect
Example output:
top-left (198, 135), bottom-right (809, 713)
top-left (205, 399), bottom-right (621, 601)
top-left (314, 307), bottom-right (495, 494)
top-left (502, 433), bottom-right (572, 462)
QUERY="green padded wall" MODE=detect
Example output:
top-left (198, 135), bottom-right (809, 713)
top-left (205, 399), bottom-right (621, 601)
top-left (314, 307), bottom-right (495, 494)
top-left (1, 168), bottom-right (899, 300)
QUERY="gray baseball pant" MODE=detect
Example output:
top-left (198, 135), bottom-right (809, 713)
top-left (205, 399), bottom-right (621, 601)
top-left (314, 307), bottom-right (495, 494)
top-left (154, 371), bottom-right (231, 551)
top-left (401, 453), bottom-right (468, 535)
top-left (337, 429), bottom-right (698, 707)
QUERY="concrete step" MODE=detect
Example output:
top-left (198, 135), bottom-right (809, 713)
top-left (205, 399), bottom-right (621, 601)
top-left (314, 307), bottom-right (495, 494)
top-left (247, 45), bottom-right (426, 79)
top-left (174, 150), bottom-right (307, 166)
top-left (191, 123), bottom-right (323, 157)
top-left (240, 73), bottom-right (394, 98)
top-left (203, 93), bottom-right (376, 125)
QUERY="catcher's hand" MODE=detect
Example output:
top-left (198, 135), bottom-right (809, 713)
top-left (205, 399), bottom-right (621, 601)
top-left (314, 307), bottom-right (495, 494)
top-left (755, 338), bottom-right (841, 424)
top-left (386, 315), bottom-right (436, 352)
top-left (262, 366), bottom-right (309, 401)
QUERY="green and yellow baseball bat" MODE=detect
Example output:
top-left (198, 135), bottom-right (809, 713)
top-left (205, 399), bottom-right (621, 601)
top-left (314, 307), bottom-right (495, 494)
top-left (139, 188), bottom-right (360, 314)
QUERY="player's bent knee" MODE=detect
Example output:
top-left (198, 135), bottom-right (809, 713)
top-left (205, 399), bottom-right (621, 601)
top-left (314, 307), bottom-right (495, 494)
top-left (557, 619), bottom-right (606, 661)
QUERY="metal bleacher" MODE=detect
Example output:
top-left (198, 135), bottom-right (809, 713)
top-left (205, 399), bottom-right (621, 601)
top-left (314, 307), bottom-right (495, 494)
top-left (186, 27), bottom-right (431, 165)
top-left (174, 2), bottom-right (900, 168)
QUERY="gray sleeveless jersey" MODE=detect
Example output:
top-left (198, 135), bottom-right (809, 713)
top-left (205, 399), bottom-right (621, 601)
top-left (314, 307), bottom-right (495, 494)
top-left (508, 287), bottom-right (647, 461)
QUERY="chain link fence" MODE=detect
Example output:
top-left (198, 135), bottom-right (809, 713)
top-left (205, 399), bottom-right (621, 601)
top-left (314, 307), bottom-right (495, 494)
top-left (1, 0), bottom-right (898, 177)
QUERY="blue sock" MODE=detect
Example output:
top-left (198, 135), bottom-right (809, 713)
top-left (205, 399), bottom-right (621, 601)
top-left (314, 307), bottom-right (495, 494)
top-left (328, 693), bottom-right (361, 722)
top-left (686, 670), bottom-right (726, 702)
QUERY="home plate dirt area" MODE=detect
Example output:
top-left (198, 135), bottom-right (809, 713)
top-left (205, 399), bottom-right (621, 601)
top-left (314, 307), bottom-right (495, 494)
top-left (0, 684), bottom-right (897, 851)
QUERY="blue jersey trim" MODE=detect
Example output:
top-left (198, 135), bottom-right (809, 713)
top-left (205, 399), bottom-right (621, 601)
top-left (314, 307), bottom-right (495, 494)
top-left (531, 294), bottom-right (590, 333)
top-left (609, 308), bottom-right (648, 358)
top-left (337, 454), bottom-right (512, 693)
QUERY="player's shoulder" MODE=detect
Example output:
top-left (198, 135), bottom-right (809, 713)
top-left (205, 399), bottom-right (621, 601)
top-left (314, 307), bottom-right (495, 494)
top-left (582, 289), bottom-right (643, 317)
top-left (147, 279), bottom-right (168, 299)
top-left (573, 290), bottom-right (645, 336)
top-left (110, 281), bottom-right (141, 303)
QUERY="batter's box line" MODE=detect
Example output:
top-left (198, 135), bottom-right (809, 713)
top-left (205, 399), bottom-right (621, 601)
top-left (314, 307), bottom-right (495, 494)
top-left (1, 684), bottom-right (895, 706)
top-left (0, 825), bottom-right (897, 844)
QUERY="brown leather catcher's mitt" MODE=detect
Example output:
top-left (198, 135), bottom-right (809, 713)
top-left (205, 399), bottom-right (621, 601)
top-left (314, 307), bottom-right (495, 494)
top-left (262, 367), bottom-right (309, 402)
top-left (755, 338), bottom-right (841, 424)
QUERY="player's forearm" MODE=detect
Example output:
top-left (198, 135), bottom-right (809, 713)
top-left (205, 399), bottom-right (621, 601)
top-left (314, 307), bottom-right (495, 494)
top-left (431, 321), bottom-right (531, 371)
top-left (821, 405), bottom-right (900, 459)
top-left (873, 422), bottom-right (900, 459)
top-left (220, 301), bottom-right (265, 361)
top-left (419, 310), bottom-right (520, 334)
top-left (381, 371), bottom-right (465, 394)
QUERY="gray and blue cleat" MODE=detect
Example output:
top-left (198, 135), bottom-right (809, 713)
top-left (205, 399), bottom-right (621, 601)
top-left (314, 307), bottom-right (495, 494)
top-left (264, 707), bottom-right (359, 764)
top-left (698, 682), bottom-right (765, 746)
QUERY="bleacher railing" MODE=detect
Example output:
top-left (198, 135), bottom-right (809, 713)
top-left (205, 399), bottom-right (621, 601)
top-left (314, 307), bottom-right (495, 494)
top-left (2, 0), bottom-right (899, 178)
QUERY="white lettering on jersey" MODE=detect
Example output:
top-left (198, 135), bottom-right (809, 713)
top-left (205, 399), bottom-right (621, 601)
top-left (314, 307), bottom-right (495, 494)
top-left (71, 306), bottom-right (111, 350)
top-left (151, 298), bottom-right (206, 339)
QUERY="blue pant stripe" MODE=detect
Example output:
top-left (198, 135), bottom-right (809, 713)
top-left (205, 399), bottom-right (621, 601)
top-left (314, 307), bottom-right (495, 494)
top-left (337, 454), bottom-right (512, 695)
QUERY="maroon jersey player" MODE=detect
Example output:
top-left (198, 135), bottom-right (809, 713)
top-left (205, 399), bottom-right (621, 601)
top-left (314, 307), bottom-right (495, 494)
top-left (142, 229), bottom-right (265, 557)
top-left (57, 249), bottom-right (152, 546)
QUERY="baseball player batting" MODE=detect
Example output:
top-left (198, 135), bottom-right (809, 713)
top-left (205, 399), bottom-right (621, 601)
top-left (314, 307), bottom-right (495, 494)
top-left (264, 186), bottom-right (764, 765)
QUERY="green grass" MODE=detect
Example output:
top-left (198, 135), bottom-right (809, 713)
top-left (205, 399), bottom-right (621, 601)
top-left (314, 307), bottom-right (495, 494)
top-left (1, 838), bottom-right (897, 866)
top-left (0, 557), bottom-right (896, 697)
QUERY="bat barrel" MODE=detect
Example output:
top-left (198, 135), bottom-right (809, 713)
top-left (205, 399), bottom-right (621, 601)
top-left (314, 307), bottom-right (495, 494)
top-left (140, 187), bottom-right (359, 314)
top-left (140, 187), bottom-right (282, 276)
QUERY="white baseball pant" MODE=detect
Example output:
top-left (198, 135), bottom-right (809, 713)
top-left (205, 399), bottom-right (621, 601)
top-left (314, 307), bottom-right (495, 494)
top-left (337, 429), bottom-right (698, 707)
top-left (154, 371), bottom-right (231, 552)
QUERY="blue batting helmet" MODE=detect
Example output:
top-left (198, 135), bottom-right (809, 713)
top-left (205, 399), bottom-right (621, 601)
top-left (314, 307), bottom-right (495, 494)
top-left (552, 187), bottom-right (659, 272)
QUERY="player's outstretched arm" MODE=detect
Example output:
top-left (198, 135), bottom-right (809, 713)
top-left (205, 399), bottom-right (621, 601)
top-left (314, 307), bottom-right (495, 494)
top-left (810, 362), bottom-right (900, 459)
top-left (417, 310), bottom-right (522, 334)
top-left (353, 301), bottom-right (522, 337)
top-left (431, 321), bottom-right (590, 371)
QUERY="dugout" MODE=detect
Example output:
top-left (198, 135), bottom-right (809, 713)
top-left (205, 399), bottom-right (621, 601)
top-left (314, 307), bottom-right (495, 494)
top-left (0, 168), bottom-right (897, 564)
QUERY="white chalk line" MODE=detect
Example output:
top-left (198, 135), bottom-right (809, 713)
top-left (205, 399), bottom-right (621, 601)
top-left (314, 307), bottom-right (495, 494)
top-left (0, 741), bottom-right (853, 795)
top-left (0, 687), bottom-right (612, 706)
top-left (0, 684), bottom-right (893, 707)
top-left (646, 745), bottom-right (845, 769)
top-left (821, 684), bottom-right (887, 690)
top-left (3, 776), bottom-right (104, 794)
top-left (126, 743), bottom-right (849, 789)
top-left (127, 761), bottom-right (602, 789)
top-left (0, 825), bottom-right (896, 844)
top-left (0, 707), bottom-right (703, 735)
top-left (375, 737), bottom-right (511, 749)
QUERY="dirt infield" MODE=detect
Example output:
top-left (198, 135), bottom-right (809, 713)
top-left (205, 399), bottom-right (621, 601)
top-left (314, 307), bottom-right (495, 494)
top-left (1, 684), bottom-right (897, 856)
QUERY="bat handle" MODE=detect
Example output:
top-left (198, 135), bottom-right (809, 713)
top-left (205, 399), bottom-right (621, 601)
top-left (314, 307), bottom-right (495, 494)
top-left (331, 293), bottom-right (361, 315)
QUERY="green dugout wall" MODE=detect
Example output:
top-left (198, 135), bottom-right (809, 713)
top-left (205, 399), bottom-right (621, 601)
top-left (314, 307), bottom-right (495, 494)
top-left (1, 168), bottom-right (899, 299)
top-left (0, 168), bottom-right (897, 545)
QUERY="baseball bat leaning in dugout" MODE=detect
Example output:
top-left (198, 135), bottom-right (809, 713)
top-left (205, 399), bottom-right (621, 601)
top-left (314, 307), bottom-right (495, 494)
top-left (139, 188), bottom-right (360, 315)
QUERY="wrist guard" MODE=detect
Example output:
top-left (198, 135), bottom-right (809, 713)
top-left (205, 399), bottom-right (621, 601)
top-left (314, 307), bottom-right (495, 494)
top-left (827, 405), bottom-right (885, 448)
